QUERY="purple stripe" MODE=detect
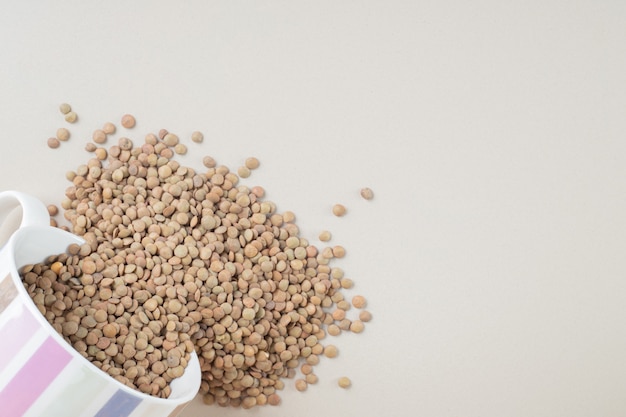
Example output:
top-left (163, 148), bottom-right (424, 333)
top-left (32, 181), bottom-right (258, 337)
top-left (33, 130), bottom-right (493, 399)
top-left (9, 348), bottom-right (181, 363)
top-left (0, 336), bottom-right (72, 416)
top-left (0, 304), bottom-right (41, 374)
top-left (94, 389), bottom-right (142, 417)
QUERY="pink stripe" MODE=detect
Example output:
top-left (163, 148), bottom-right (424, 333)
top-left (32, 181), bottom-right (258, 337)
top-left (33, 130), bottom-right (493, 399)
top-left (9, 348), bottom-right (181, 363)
top-left (0, 303), bottom-right (41, 374)
top-left (0, 336), bottom-right (72, 416)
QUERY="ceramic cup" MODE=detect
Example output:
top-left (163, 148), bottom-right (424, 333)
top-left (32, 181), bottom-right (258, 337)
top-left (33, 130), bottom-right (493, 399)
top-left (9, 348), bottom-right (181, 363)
top-left (0, 191), bottom-right (201, 417)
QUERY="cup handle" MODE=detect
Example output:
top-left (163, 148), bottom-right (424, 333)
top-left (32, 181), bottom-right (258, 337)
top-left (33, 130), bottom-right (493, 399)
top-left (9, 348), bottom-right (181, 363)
top-left (0, 191), bottom-right (51, 230)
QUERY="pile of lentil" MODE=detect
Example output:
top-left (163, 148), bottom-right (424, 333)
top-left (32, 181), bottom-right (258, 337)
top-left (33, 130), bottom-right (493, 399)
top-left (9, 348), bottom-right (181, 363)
top-left (24, 109), bottom-right (372, 408)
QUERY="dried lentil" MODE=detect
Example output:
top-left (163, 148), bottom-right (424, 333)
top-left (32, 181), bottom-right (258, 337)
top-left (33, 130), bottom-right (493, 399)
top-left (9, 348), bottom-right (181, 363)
top-left (56, 128), bottom-right (70, 141)
top-left (245, 157), bottom-right (260, 170)
top-left (352, 295), bottom-right (367, 309)
top-left (65, 111), bottom-right (78, 123)
top-left (59, 103), bottom-right (71, 114)
top-left (47, 137), bottom-right (60, 149)
top-left (121, 114), bottom-right (136, 128)
top-left (191, 131), bottom-right (203, 143)
top-left (25, 109), bottom-right (372, 406)
top-left (360, 187), bottom-right (374, 200)
top-left (332, 204), bottom-right (346, 217)
top-left (338, 376), bottom-right (351, 388)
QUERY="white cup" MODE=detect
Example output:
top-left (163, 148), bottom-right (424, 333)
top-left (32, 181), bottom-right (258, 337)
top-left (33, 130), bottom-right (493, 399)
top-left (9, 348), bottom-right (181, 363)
top-left (0, 191), bottom-right (201, 417)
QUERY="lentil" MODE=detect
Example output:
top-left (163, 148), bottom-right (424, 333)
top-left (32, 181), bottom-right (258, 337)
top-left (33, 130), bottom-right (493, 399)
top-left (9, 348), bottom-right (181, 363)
top-left (352, 295), bottom-right (367, 309)
top-left (237, 166), bottom-right (251, 178)
top-left (59, 103), bottom-right (71, 114)
top-left (332, 204), bottom-right (346, 217)
top-left (191, 131), bottom-right (203, 143)
top-left (360, 187), bottom-right (374, 200)
top-left (359, 310), bottom-right (372, 322)
top-left (47, 137), bottom-right (60, 149)
top-left (319, 230), bottom-right (332, 242)
top-left (338, 376), bottom-right (351, 388)
top-left (56, 128), bottom-right (70, 141)
top-left (121, 114), bottom-right (136, 128)
top-left (245, 157), bottom-right (260, 170)
top-left (65, 111), bottom-right (78, 123)
top-left (102, 122), bottom-right (116, 134)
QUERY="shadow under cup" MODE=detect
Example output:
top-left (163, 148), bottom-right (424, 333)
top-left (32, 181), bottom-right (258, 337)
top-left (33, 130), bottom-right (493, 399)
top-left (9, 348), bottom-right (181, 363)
top-left (0, 225), bottom-right (201, 417)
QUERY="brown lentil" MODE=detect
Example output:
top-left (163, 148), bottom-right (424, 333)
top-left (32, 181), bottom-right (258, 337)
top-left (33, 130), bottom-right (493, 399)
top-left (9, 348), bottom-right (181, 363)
top-left (121, 114), bottom-right (136, 128)
top-left (352, 295), bottom-right (367, 309)
top-left (360, 187), bottom-right (374, 200)
top-left (332, 204), bottom-right (346, 217)
top-left (65, 111), bottom-right (78, 123)
top-left (47, 137), bottom-right (60, 149)
top-left (319, 230), bottom-right (332, 242)
top-left (359, 310), bottom-right (372, 322)
top-left (244, 157), bottom-right (260, 170)
top-left (56, 128), bottom-right (70, 141)
top-left (92, 129), bottom-right (107, 144)
top-left (102, 122), bottom-right (116, 134)
top-left (191, 131), bottom-right (203, 143)
top-left (59, 103), bottom-right (71, 114)
top-left (295, 379), bottom-right (307, 392)
top-left (338, 376), bottom-right (351, 388)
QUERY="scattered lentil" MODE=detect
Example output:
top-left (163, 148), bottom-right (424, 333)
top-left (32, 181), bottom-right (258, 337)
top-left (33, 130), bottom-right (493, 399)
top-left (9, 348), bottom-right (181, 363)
top-left (26, 109), bottom-right (372, 406)
top-left (332, 204), bottom-right (346, 217)
top-left (360, 187), bottom-right (374, 200)
top-left (324, 345), bottom-right (338, 358)
top-left (237, 166), bottom-right (250, 178)
top-left (352, 295), bottom-right (367, 309)
top-left (245, 157), bottom-right (260, 170)
top-left (338, 376), bottom-right (351, 388)
top-left (102, 122), bottom-right (116, 135)
top-left (59, 103), bottom-right (71, 114)
top-left (350, 320), bottom-right (365, 334)
top-left (47, 137), bottom-right (60, 149)
top-left (56, 128), bottom-right (70, 141)
top-left (359, 310), bottom-right (372, 322)
top-left (47, 204), bottom-right (59, 216)
top-left (121, 114), bottom-right (136, 128)
top-left (295, 379), bottom-right (307, 392)
top-left (319, 231), bottom-right (331, 242)
top-left (92, 129), bottom-right (107, 144)
top-left (65, 111), bottom-right (78, 123)
top-left (191, 131), bottom-right (203, 143)
top-left (174, 143), bottom-right (187, 155)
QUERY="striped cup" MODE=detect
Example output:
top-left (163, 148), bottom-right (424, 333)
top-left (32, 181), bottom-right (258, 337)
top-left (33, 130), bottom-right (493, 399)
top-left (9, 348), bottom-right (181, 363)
top-left (0, 191), bottom-right (201, 417)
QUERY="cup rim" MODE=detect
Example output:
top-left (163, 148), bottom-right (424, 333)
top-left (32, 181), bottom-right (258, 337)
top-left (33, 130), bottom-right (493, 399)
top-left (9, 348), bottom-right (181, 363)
top-left (5, 225), bottom-right (201, 405)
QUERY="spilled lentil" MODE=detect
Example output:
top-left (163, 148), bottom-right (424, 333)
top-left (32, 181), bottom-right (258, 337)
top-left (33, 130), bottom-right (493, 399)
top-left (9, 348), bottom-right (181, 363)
top-left (25, 110), bottom-right (371, 406)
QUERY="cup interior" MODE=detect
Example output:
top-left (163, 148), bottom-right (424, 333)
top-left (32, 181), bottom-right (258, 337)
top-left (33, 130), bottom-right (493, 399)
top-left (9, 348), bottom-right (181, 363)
top-left (7, 225), bottom-right (202, 404)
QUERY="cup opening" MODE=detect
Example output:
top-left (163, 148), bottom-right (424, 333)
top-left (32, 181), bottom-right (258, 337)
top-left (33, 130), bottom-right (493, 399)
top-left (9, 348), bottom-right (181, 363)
top-left (7, 225), bottom-right (202, 406)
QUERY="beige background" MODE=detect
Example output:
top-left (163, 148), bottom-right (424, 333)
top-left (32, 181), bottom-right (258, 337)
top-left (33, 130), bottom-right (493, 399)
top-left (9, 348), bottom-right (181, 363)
top-left (1, 1), bottom-right (626, 416)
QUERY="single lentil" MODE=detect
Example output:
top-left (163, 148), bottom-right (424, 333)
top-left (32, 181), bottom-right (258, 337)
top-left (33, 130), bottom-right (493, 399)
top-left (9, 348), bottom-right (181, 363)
top-left (360, 187), bottom-right (374, 200)
top-left (359, 310), bottom-right (372, 322)
top-left (191, 131), bottom-right (203, 143)
top-left (65, 111), bottom-right (78, 123)
top-left (121, 114), bottom-right (136, 128)
top-left (332, 204), bottom-right (346, 217)
top-left (56, 128), bottom-right (70, 141)
top-left (338, 376), bottom-right (351, 388)
top-left (47, 137), bottom-right (60, 149)
top-left (237, 166), bottom-right (251, 178)
top-left (245, 157), bottom-right (260, 170)
top-left (59, 103), bottom-right (71, 114)
top-left (319, 230), bottom-right (332, 242)
top-left (102, 122), bottom-right (116, 135)
top-left (352, 295), bottom-right (367, 309)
